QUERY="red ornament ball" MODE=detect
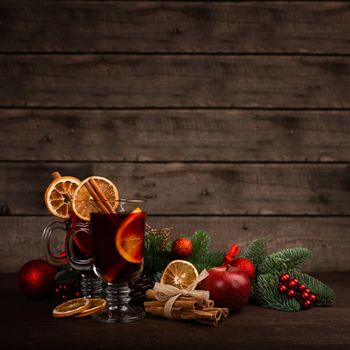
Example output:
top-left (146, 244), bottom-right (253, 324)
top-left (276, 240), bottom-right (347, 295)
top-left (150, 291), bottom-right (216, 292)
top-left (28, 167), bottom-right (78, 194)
top-left (172, 237), bottom-right (193, 258)
top-left (287, 289), bottom-right (296, 299)
top-left (279, 274), bottom-right (290, 283)
top-left (231, 258), bottom-right (255, 280)
top-left (309, 294), bottom-right (317, 304)
top-left (18, 259), bottom-right (57, 299)
top-left (305, 288), bottom-right (311, 294)
top-left (302, 300), bottom-right (312, 310)
top-left (278, 284), bottom-right (287, 294)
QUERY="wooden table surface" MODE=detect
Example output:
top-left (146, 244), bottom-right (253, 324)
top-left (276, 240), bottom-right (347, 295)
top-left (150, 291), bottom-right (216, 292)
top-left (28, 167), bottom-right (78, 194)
top-left (2, 272), bottom-right (349, 350)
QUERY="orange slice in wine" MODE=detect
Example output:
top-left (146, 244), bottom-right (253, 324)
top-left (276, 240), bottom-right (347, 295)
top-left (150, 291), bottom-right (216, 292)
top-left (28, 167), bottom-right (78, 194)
top-left (115, 212), bottom-right (144, 264)
top-left (44, 176), bottom-right (81, 219)
top-left (72, 176), bottom-right (119, 221)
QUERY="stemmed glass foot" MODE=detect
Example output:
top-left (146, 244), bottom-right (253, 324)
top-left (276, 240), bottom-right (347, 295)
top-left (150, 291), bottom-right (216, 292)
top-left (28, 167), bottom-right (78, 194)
top-left (91, 282), bottom-right (145, 323)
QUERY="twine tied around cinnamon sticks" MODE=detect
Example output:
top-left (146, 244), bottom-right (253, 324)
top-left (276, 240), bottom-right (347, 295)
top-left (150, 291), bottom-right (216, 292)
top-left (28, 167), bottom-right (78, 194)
top-left (153, 269), bottom-right (210, 319)
top-left (144, 270), bottom-right (229, 326)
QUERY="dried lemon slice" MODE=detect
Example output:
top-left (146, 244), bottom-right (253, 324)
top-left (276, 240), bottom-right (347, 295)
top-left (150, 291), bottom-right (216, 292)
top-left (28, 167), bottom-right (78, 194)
top-left (44, 176), bottom-right (81, 219)
top-left (161, 260), bottom-right (198, 289)
top-left (52, 298), bottom-right (91, 318)
top-left (72, 176), bottom-right (119, 221)
top-left (73, 298), bottom-right (107, 318)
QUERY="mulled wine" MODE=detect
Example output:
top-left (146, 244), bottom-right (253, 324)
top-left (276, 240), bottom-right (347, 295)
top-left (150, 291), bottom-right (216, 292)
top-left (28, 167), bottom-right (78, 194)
top-left (91, 211), bottom-right (145, 283)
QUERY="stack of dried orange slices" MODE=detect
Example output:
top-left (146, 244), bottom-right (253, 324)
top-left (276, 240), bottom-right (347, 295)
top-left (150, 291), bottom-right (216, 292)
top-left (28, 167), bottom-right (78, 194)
top-left (44, 174), bottom-right (119, 221)
top-left (52, 298), bottom-right (107, 318)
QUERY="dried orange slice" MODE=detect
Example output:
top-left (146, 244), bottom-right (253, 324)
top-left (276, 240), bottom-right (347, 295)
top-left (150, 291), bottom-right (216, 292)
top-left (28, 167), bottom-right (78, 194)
top-left (115, 212), bottom-right (145, 263)
top-left (73, 298), bottom-right (107, 318)
top-left (161, 260), bottom-right (198, 289)
top-left (72, 176), bottom-right (119, 221)
top-left (44, 176), bottom-right (81, 219)
top-left (52, 298), bottom-right (91, 318)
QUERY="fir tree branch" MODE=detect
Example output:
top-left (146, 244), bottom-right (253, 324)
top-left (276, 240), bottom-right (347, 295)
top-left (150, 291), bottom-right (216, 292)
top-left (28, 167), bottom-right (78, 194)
top-left (242, 239), bottom-right (266, 268)
top-left (294, 272), bottom-right (336, 306)
top-left (254, 274), bottom-right (301, 312)
top-left (268, 248), bottom-right (312, 270)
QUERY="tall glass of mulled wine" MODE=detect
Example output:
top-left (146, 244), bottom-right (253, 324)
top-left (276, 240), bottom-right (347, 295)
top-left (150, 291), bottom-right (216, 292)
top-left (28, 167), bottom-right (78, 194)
top-left (67, 199), bottom-right (146, 323)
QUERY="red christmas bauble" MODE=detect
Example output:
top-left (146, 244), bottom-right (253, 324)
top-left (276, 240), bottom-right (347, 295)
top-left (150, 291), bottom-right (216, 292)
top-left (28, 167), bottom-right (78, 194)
top-left (231, 258), bottom-right (255, 280)
top-left (172, 237), bottom-right (193, 258)
top-left (18, 259), bottom-right (57, 299)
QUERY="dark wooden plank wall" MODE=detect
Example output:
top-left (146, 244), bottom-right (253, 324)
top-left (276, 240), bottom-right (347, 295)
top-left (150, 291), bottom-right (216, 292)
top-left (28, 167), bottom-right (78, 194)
top-left (0, 1), bottom-right (349, 272)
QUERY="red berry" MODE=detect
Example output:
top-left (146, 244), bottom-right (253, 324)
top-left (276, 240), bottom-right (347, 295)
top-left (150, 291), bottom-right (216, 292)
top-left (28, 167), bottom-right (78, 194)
top-left (279, 274), bottom-right (290, 283)
top-left (299, 292), bottom-right (310, 302)
top-left (305, 288), bottom-right (311, 294)
top-left (171, 237), bottom-right (193, 258)
top-left (309, 294), bottom-right (317, 304)
top-left (59, 284), bottom-right (64, 290)
top-left (287, 290), bottom-right (296, 299)
top-left (298, 284), bottom-right (306, 292)
top-left (291, 278), bottom-right (299, 286)
top-left (54, 287), bottom-right (61, 295)
top-left (74, 291), bottom-right (82, 298)
top-left (278, 285), bottom-right (287, 294)
top-left (303, 300), bottom-right (312, 309)
top-left (61, 294), bottom-right (69, 301)
top-left (62, 284), bottom-right (70, 292)
top-left (287, 280), bottom-right (297, 289)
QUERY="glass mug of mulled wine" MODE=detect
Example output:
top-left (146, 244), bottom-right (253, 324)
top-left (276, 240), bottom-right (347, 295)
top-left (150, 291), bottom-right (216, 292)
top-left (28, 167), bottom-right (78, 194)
top-left (42, 213), bottom-right (103, 298)
top-left (66, 199), bottom-right (146, 323)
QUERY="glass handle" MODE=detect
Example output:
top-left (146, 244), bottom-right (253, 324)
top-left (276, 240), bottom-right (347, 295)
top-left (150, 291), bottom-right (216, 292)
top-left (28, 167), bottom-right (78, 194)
top-left (42, 221), bottom-right (68, 266)
top-left (65, 223), bottom-right (93, 271)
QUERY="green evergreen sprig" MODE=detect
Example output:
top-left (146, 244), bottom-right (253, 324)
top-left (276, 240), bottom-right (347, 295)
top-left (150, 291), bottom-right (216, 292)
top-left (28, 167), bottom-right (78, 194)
top-left (242, 240), bottom-right (336, 312)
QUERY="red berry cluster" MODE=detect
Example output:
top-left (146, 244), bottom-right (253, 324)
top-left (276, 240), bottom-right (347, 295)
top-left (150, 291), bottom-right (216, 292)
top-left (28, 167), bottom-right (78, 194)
top-left (54, 281), bottom-right (81, 301)
top-left (278, 274), bottom-right (317, 310)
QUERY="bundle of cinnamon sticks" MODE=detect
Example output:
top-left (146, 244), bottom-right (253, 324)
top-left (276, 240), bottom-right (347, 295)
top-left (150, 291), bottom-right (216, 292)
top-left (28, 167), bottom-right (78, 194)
top-left (144, 289), bottom-right (229, 326)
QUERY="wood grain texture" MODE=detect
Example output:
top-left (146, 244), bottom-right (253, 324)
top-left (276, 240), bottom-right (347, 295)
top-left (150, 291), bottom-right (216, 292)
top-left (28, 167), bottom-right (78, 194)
top-left (1, 216), bottom-right (349, 272)
top-left (1, 1), bottom-right (350, 54)
top-left (0, 163), bottom-right (349, 216)
top-left (1, 109), bottom-right (350, 162)
top-left (1, 55), bottom-right (350, 108)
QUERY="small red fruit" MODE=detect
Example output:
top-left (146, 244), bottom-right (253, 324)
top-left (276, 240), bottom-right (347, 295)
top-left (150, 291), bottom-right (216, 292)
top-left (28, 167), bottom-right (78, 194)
top-left (287, 280), bottom-right (297, 289)
top-left (172, 237), bottom-right (193, 258)
top-left (303, 300), bottom-right (312, 309)
top-left (309, 294), bottom-right (317, 304)
top-left (287, 290), bottom-right (296, 299)
top-left (278, 285), bottom-right (287, 294)
top-left (299, 292), bottom-right (310, 302)
top-left (279, 274), bottom-right (290, 283)
top-left (298, 284), bottom-right (306, 292)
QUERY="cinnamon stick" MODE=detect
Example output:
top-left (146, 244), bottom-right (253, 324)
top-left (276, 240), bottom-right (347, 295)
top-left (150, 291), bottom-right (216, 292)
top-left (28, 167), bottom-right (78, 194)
top-left (144, 300), bottom-right (198, 310)
top-left (145, 289), bottom-right (212, 309)
top-left (88, 178), bottom-right (115, 214)
top-left (84, 180), bottom-right (110, 214)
